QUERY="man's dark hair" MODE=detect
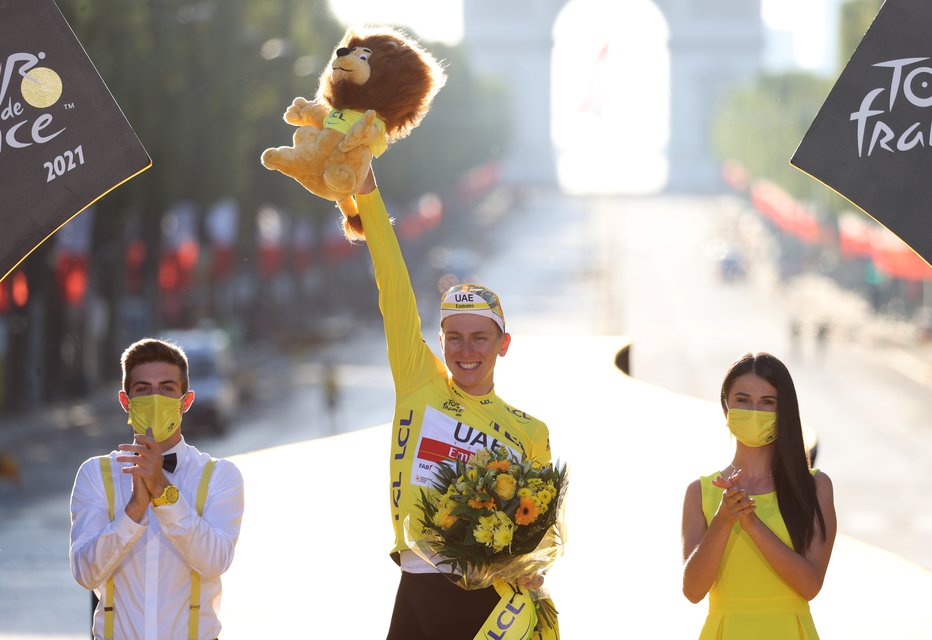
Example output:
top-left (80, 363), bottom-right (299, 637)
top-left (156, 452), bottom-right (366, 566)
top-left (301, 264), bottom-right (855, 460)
top-left (121, 338), bottom-right (189, 393)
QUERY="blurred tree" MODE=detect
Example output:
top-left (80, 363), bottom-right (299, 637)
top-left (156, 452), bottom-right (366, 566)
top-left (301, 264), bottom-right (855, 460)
top-left (64, 0), bottom-right (343, 212)
top-left (58, 0), bottom-right (344, 362)
top-left (839, 0), bottom-right (883, 70)
top-left (712, 0), bottom-right (887, 219)
top-left (62, 0), bottom-right (158, 377)
top-left (711, 71), bottom-right (849, 213)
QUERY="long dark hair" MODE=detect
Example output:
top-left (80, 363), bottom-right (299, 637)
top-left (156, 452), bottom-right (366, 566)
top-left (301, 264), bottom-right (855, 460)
top-left (720, 352), bottom-right (825, 553)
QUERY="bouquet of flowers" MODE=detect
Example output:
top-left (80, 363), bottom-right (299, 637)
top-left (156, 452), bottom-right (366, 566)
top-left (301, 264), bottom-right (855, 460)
top-left (405, 445), bottom-right (568, 635)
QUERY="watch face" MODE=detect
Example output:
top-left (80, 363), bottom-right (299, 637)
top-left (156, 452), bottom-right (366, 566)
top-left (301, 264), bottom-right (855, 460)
top-left (154, 484), bottom-right (179, 506)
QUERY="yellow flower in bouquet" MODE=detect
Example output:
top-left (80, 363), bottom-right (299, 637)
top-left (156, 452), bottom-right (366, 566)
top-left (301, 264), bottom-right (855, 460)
top-left (433, 504), bottom-right (456, 529)
top-left (472, 447), bottom-right (493, 467)
top-left (538, 486), bottom-right (554, 507)
top-left (492, 523), bottom-right (514, 551)
top-left (467, 496), bottom-right (496, 510)
top-left (494, 473), bottom-right (517, 500)
top-left (432, 490), bottom-right (458, 529)
top-left (473, 521), bottom-right (493, 546)
top-left (488, 459), bottom-right (511, 472)
top-left (474, 511), bottom-right (514, 552)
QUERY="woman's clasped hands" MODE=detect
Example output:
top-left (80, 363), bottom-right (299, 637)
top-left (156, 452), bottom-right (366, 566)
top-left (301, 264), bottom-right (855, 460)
top-left (712, 469), bottom-right (757, 526)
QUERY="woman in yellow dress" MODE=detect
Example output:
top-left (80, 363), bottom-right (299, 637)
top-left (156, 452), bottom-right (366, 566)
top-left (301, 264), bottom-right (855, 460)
top-left (681, 352), bottom-right (837, 639)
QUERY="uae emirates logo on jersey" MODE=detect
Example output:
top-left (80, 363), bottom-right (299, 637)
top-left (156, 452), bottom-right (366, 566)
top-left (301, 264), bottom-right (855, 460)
top-left (411, 407), bottom-right (519, 487)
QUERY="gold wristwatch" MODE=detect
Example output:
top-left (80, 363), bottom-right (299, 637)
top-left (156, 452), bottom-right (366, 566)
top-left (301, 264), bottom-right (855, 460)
top-left (152, 484), bottom-right (179, 507)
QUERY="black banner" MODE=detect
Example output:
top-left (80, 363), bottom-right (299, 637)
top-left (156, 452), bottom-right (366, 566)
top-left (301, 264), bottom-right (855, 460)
top-left (791, 0), bottom-right (932, 268)
top-left (0, 0), bottom-right (150, 281)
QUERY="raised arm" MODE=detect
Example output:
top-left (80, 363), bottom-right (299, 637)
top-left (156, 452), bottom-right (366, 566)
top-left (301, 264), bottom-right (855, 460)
top-left (355, 170), bottom-right (444, 393)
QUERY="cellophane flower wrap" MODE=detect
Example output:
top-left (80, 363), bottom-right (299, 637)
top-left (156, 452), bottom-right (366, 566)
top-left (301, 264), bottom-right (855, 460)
top-left (404, 445), bottom-right (568, 634)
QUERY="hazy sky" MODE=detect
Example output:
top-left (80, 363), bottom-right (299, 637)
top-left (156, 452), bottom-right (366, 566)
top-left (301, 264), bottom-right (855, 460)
top-left (326, 0), bottom-right (464, 44)
top-left (326, 0), bottom-right (842, 73)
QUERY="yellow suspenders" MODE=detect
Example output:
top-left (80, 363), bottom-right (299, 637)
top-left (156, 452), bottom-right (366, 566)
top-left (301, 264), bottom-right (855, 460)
top-left (99, 457), bottom-right (116, 640)
top-left (189, 459), bottom-right (217, 640)
top-left (98, 455), bottom-right (217, 640)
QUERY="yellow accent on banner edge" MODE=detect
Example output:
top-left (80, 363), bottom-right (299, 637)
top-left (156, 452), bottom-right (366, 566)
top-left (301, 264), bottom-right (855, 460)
top-left (0, 160), bottom-right (153, 284)
top-left (789, 158), bottom-right (932, 270)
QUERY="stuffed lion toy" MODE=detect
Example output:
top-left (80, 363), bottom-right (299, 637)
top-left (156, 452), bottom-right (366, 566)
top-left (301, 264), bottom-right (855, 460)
top-left (261, 26), bottom-right (446, 241)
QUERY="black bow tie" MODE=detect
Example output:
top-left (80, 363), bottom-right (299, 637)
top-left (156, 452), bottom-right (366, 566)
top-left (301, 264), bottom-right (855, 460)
top-left (162, 453), bottom-right (177, 474)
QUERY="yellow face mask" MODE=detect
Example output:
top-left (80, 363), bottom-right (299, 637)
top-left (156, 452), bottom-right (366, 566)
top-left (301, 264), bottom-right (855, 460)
top-left (726, 408), bottom-right (777, 447)
top-left (127, 394), bottom-right (183, 442)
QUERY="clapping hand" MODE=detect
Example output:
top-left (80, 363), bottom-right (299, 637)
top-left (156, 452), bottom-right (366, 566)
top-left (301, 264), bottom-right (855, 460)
top-left (117, 428), bottom-right (168, 521)
top-left (712, 468), bottom-right (756, 525)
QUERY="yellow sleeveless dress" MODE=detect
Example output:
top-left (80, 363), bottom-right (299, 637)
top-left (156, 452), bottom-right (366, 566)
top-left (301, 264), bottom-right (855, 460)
top-left (699, 472), bottom-right (820, 639)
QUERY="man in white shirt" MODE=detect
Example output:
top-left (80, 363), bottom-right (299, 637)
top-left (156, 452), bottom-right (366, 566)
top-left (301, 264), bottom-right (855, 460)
top-left (70, 338), bottom-right (244, 640)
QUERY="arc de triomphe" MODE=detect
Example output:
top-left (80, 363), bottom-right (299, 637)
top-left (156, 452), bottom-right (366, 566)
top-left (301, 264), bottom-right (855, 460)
top-left (462, 0), bottom-right (763, 192)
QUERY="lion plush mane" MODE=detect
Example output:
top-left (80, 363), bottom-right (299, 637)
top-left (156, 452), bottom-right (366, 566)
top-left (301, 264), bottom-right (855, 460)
top-left (323, 26), bottom-right (445, 143)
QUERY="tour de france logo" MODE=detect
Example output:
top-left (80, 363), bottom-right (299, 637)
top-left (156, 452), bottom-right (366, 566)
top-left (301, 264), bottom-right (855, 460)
top-left (2, 49), bottom-right (84, 182)
top-left (850, 56), bottom-right (932, 158)
top-left (1, 50), bottom-right (64, 114)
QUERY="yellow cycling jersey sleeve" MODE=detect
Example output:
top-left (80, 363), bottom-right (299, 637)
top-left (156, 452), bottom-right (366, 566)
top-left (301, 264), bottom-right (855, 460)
top-left (357, 189), bottom-right (447, 393)
top-left (356, 189), bottom-right (552, 555)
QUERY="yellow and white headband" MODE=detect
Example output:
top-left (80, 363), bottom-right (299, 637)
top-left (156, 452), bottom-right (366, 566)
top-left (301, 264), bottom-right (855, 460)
top-left (439, 283), bottom-right (505, 333)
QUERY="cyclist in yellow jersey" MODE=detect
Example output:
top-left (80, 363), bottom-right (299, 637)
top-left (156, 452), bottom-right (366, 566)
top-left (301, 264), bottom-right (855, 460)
top-left (354, 169), bottom-right (553, 640)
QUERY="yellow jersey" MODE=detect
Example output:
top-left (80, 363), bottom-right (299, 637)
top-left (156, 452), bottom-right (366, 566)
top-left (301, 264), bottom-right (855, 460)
top-left (323, 108), bottom-right (388, 157)
top-left (356, 189), bottom-right (552, 555)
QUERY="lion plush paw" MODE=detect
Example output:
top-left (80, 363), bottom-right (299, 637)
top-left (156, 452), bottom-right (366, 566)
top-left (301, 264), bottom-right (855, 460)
top-left (284, 97), bottom-right (324, 127)
top-left (338, 110), bottom-right (379, 153)
top-left (323, 164), bottom-right (358, 193)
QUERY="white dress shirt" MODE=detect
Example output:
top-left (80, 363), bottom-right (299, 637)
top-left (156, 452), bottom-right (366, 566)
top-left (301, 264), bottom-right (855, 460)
top-left (70, 437), bottom-right (244, 640)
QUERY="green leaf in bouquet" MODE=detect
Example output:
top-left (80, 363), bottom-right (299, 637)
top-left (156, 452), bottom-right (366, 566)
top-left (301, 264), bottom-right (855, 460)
top-left (429, 461), bottom-right (459, 492)
top-left (501, 497), bottom-right (520, 519)
top-left (463, 523), bottom-right (477, 546)
top-left (418, 488), bottom-right (438, 519)
top-left (446, 516), bottom-right (469, 543)
top-left (535, 597), bottom-right (559, 635)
